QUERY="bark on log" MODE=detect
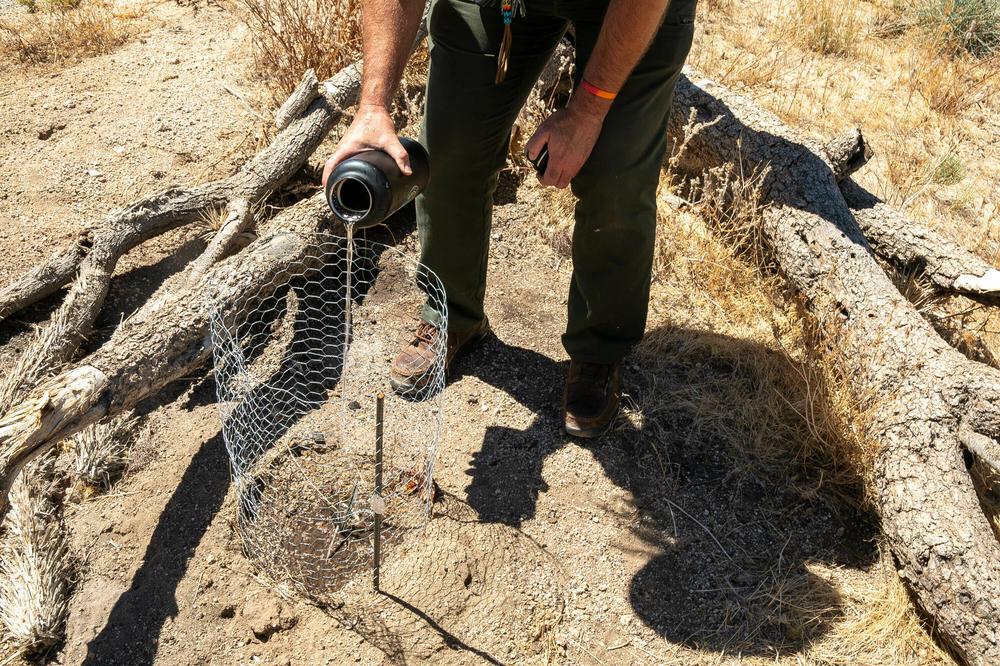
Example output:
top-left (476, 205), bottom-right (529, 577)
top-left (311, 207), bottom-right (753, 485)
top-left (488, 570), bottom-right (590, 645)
top-left (670, 67), bottom-right (1000, 666)
top-left (822, 128), bottom-right (873, 183)
top-left (274, 69), bottom-right (320, 131)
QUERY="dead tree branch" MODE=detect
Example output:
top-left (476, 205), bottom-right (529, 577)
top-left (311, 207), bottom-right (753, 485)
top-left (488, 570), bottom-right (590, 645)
top-left (0, 62), bottom-right (364, 410)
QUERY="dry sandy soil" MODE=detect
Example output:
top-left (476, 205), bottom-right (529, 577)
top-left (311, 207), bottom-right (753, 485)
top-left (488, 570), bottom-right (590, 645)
top-left (0, 0), bottom-right (980, 664)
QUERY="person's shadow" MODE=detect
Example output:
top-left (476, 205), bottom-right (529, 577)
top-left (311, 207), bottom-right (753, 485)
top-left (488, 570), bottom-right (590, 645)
top-left (461, 326), bottom-right (878, 656)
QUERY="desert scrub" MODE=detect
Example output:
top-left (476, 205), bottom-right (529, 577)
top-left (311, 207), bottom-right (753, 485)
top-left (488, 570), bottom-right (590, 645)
top-left (16, 0), bottom-right (83, 11)
top-left (908, 46), bottom-right (999, 114)
top-left (233, 0), bottom-right (363, 99)
top-left (934, 152), bottom-right (966, 185)
top-left (0, 0), bottom-right (138, 65)
top-left (915, 0), bottom-right (1000, 56)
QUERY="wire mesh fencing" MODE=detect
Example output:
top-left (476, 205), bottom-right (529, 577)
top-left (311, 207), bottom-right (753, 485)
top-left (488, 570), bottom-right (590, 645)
top-left (209, 233), bottom-right (447, 599)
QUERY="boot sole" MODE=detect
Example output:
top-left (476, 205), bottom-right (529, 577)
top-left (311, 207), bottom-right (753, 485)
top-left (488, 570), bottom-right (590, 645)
top-left (563, 396), bottom-right (621, 439)
top-left (563, 407), bottom-right (619, 439)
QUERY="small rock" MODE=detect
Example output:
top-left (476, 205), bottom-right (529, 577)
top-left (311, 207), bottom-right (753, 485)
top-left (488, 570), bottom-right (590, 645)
top-left (63, 99), bottom-right (76, 108)
top-left (87, 169), bottom-right (103, 177)
top-left (169, 57), bottom-right (181, 65)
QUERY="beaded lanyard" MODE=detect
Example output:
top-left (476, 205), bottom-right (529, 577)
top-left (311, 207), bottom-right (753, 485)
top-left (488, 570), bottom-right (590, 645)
top-left (495, 0), bottom-right (524, 83)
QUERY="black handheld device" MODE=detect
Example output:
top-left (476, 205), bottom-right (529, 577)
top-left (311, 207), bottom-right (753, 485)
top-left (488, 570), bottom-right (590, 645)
top-left (527, 144), bottom-right (549, 176)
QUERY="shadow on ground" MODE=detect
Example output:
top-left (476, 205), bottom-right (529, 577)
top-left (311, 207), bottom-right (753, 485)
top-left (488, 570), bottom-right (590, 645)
top-left (461, 326), bottom-right (878, 656)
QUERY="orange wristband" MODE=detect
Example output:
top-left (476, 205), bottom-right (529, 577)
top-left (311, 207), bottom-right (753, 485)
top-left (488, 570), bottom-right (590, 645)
top-left (580, 79), bottom-right (617, 100)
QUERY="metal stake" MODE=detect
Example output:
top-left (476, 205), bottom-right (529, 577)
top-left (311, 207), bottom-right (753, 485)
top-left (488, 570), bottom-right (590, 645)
top-left (373, 392), bottom-right (384, 592)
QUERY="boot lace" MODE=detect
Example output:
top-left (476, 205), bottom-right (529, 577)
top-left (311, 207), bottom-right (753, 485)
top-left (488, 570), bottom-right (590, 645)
top-left (414, 322), bottom-right (439, 345)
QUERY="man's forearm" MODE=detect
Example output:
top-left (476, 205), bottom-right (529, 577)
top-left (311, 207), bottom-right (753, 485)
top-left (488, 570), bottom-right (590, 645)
top-left (359, 0), bottom-right (426, 109)
top-left (571, 0), bottom-right (673, 116)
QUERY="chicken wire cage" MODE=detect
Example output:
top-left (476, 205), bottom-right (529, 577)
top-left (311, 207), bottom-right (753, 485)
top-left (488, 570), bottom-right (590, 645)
top-left (209, 232), bottom-right (447, 598)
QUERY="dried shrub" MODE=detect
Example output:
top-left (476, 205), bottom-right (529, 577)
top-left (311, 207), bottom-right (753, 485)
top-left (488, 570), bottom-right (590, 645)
top-left (910, 49), bottom-right (999, 114)
top-left (233, 0), bottom-right (363, 99)
top-left (782, 552), bottom-right (956, 665)
top-left (70, 414), bottom-right (140, 491)
top-left (0, 0), bottom-right (137, 65)
top-left (933, 152), bottom-right (967, 185)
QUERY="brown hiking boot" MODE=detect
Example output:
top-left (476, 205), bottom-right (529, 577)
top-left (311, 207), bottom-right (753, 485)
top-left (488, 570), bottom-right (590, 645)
top-left (389, 318), bottom-right (491, 394)
top-left (562, 360), bottom-right (622, 438)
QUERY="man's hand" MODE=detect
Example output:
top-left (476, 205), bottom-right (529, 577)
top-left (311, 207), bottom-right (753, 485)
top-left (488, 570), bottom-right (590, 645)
top-left (525, 91), bottom-right (611, 189)
top-left (321, 104), bottom-right (411, 188)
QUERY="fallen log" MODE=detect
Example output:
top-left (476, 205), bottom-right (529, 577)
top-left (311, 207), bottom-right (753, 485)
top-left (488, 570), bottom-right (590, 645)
top-left (0, 234), bottom-right (91, 323)
top-left (670, 68), bottom-right (1000, 666)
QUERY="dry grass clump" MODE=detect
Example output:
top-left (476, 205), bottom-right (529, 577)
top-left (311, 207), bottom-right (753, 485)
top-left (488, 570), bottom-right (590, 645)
top-left (0, 307), bottom-right (70, 416)
top-left (0, 461), bottom-right (72, 654)
top-left (232, 0), bottom-right (362, 99)
top-left (780, 551), bottom-right (955, 665)
top-left (908, 49), bottom-right (1000, 114)
top-left (793, 0), bottom-right (864, 55)
top-left (0, 0), bottom-right (139, 65)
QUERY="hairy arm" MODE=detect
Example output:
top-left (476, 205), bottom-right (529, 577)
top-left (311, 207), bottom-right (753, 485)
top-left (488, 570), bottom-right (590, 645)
top-left (322, 0), bottom-right (425, 184)
top-left (526, 0), bottom-right (674, 188)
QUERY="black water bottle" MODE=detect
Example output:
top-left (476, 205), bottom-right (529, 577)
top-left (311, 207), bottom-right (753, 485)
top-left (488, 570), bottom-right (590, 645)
top-left (324, 137), bottom-right (430, 229)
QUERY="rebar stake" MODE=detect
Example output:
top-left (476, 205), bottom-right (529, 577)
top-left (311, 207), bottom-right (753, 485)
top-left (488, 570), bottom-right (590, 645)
top-left (373, 392), bottom-right (384, 592)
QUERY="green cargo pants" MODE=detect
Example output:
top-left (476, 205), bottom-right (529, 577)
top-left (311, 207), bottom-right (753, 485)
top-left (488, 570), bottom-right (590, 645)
top-left (417, 0), bottom-right (696, 364)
